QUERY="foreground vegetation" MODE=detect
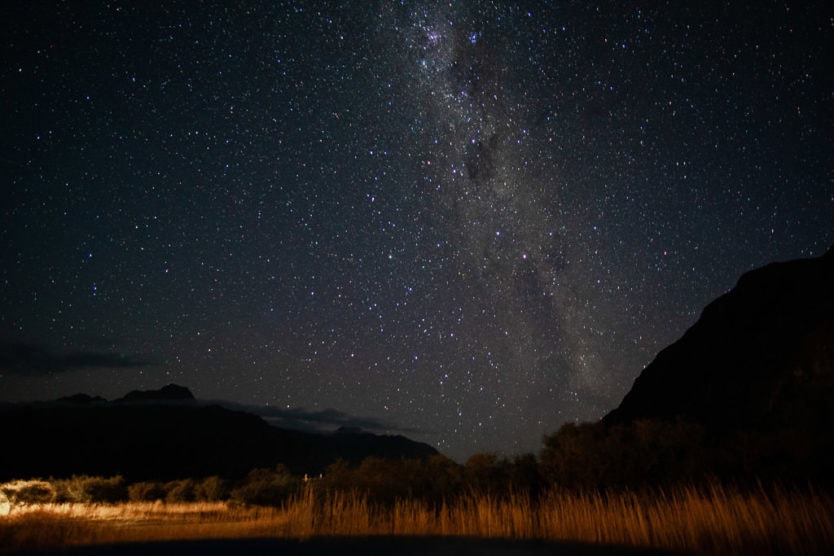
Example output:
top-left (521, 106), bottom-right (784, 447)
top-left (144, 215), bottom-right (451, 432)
top-left (2, 415), bottom-right (833, 554)
top-left (2, 480), bottom-right (834, 554)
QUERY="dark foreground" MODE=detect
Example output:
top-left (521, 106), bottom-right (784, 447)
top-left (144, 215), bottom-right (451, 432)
top-left (20, 536), bottom-right (684, 555)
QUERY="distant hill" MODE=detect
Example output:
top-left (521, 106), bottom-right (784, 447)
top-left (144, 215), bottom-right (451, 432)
top-left (56, 393), bottom-right (107, 404)
top-left (595, 246), bottom-right (834, 484)
top-left (114, 383), bottom-right (195, 403)
top-left (0, 388), bottom-right (437, 482)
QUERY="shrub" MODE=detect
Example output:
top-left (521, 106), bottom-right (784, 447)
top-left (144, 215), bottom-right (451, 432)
top-left (231, 466), bottom-right (300, 506)
top-left (50, 475), bottom-right (127, 503)
top-left (464, 452), bottom-right (510, 494)
top-left (315, 456), bottom-right (466, 506)
top-left (508, 453), bottom-right (545, 498)
top-left (194, 476), bottom-right (229, 502)
top-left (51, 476), bottom-right (88, 503)
top-left (0, 490), bottom-right (8, 515)
top-left (416, 454), bottom-right (464, 503)
top-left (0, 480), bottom-right (56, 504)
top-left (540, 419), bottom-right (708, 490)
top-left (128, 481), bottom-right (167, 502)
top-left (82, 476), bottom-right (127, 503)
top-left (165, 479), bottom-right (196, 503)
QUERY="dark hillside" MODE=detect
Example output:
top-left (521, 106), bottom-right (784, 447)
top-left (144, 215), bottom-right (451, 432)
top-left (0, 393), bottom-right (436, 482)
top-left (542, 247), bottom-right (834, 489)
top-left (605, 246), bottom-right (834, 431)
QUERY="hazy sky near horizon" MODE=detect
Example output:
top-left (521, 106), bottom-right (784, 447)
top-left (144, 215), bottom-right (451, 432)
top-left (2, 1), bottom-right (832, 460)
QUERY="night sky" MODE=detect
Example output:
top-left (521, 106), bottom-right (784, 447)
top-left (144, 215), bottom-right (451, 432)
top-left (2, 2), bottom-right (832, 461)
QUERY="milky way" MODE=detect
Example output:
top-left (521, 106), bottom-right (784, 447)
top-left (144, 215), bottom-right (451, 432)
top-left (387, 5), bottom-right (597, 435)
top-left (1, 2), bottom-right (831, 460)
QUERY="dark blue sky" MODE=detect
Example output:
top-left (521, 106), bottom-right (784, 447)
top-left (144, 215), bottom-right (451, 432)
top-left (2, 1), bottom-right (832, 460)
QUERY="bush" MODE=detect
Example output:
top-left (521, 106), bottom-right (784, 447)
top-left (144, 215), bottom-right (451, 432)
top-left (231, 466), bottom-right (300, 506)
top-left (194, 476), bottom-right (228, 502)
top-left (51, 478), bottom-right (78, 503)
top-left (315, 456), bottom-right (465, 506)
top-left (83, 476), bottom-right (127, 503)
top-left (540, 419), bottom-right (708, 490)
top-left (0, 480), bottom-right (56, 504)
top-left (128, 481), bottom-right (167, 502)
top-left (418, 454), bottom-right (464, 503)
top-left (0, 490), bottom-right (9, 515)
top-left (508, 453), bottom-right (545, 498)
top-left (165, 479), bottom-right (196, 503)
top-left (50, 475), bottom-right (127, 503)
top-left (464, 452), bottom-right (510, 494)
top-left (51, 476), bottom-right (89, 503)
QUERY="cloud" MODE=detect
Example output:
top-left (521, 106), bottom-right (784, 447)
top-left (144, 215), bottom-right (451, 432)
top-left (212, 400), bottom-right (422, 435)
top-left (0, 341), bottom-right (157, 376)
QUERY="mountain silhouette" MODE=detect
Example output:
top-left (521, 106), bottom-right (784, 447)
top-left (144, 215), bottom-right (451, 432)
top-left (600, 246), bottom-right (834, 483)
top-left (0, 389), bottom-right (436, 482)
top-left (56, 393), bottom-right (107, 404)
top-left (115, 384), bottom-right (195, 403)
top-left (605, 246), bottom-right (834, 428)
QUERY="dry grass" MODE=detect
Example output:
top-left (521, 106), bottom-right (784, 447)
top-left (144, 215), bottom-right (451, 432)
top-left (2, 485), bottom-right (833, 554)
top-left (0, 501), bottom-right (288, 552)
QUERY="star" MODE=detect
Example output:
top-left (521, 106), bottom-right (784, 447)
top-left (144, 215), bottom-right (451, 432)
top-left (0, 1), bottom-right (831, 461)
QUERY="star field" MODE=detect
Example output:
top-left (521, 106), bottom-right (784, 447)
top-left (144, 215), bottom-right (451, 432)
top-left (1, 2), bottom-right (832, 460)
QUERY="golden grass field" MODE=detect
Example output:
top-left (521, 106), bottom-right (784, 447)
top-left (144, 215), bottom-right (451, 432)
top-left (1, 485), bottom-right (833, 554)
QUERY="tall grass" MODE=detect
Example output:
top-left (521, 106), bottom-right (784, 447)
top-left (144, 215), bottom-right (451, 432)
top-left (2, 485), bottom-right (833, 554)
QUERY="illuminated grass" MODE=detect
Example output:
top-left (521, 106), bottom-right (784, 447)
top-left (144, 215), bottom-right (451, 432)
top-left (1, 485), bottom-right (833, 554)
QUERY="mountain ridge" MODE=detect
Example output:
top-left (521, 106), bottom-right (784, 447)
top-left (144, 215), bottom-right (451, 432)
top-left (582, 246), bottom-right (834, 485)
top-left (604, 246), bottom-right (834, 430)
top-left (115, 384), bottom-right (195, 403)
top-left (0, 387), bottom-right (437, 482)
